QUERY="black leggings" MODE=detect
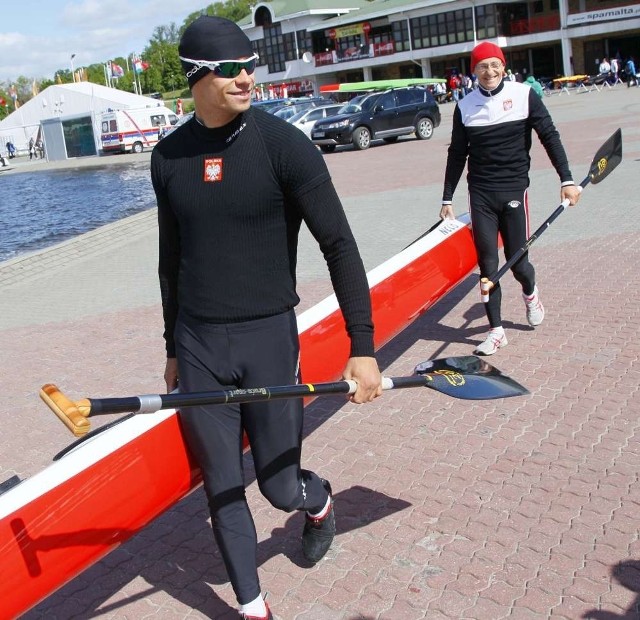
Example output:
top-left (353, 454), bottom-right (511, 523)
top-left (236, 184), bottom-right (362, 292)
top-left (174, 309), bottom-right (328, 604)
top-left (469, 188), bottom-right (536, 327)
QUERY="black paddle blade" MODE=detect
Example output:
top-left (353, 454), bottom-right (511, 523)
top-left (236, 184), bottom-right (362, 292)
top-left (588, 128), bottom-right (622, 185)
top-left (414, 355), bottom-right (529, 400)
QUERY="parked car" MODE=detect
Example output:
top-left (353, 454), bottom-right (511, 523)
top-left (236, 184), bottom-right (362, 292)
top-left (160, 111), bottom-right (194, 139)
top-left (287, 103), bottom-right (344, 138)
top-left (251, 98), bottom-right (291, 113)
top-left (311, 86), bottom-right (441, 152)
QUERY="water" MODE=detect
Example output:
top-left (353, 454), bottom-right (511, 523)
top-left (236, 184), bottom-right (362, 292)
top-left (0, 163), bottom-right (156, 263)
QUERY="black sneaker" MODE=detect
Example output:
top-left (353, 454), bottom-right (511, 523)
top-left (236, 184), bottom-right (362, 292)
top-left (302, 479), bottom-right (335, 563)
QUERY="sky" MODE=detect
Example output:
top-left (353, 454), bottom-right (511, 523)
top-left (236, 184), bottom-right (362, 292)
top-left (0, 0), bottom-right (210, 83)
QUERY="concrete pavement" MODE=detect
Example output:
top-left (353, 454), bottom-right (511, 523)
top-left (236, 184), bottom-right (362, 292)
top-left (2, 85), bottom-right (640, 619)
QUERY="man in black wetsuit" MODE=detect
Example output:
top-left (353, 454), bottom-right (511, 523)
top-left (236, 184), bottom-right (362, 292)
top-left (151, 16), bottom-right (382, 620)
top-left (440, 41), bottom-right (581, 355)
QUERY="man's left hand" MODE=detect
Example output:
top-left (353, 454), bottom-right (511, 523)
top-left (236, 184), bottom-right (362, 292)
top-left (342, 356), bottom-right (382, 403)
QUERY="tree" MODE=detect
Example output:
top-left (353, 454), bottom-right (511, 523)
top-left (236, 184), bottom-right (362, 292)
top-left (183, 1), bottom-right (252, 30)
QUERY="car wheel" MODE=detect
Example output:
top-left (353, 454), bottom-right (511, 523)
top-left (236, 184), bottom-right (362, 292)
top-left (383, 137), bottom-right (399, 143)
top-left (415, 118), bottom-right (434, 140)
top-left (320, 145), bottom-right (336, 153)
top-left (352, 127), bottom-right (371, 150)
top-left (132, 142), bottom-right (144, 153)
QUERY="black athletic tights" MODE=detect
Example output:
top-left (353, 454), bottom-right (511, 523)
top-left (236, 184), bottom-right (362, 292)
top-left (174, 309), bottom-right (329, 604)
top-left (469, 188), bottom-right (536, 328)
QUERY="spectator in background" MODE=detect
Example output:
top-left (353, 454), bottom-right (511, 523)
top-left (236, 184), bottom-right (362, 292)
top-left (524, 75), bottom-right (544, 97)
top-left (610, 57), bottom-right (619, 82)
top-left (625, 57), bottom-right (638, 87)
top-left (598, 57), bottom-right (611, 76)
top-left (6, 141), bottom-right (16, 159)
top-left (28, 138), bottom-right (36, 160)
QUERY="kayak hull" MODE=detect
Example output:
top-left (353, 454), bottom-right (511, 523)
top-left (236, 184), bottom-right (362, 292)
top-left (0, 217), bottom-right (476, 618)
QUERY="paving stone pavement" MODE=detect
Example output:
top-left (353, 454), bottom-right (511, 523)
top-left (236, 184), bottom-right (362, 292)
top-left (1, 86), bottom-right (639, 620)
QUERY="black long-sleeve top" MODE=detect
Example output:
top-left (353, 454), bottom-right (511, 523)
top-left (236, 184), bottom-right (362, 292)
top-left (442, 79), bottom-right (574, 202)
top-left (151, 107), bottom-right (374, 358)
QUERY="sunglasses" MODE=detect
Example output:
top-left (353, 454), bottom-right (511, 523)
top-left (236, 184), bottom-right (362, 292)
top-left (180, 53), bottom-right (259, 79)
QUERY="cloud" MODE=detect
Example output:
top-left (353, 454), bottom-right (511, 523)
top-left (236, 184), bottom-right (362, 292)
top-left (0, 0), bottom-right (207, 82)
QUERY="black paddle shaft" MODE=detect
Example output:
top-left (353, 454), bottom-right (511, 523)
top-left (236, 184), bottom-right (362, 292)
top-left (83, 355), bottom-right (529, 417)
top-left (488, 128), bottom-right (622, 288)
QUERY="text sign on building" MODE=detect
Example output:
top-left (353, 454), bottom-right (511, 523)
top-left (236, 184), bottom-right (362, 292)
top-left (566, 3), bottom-right (640, 25)
top-left (328, 22), bottom-right (371, 39)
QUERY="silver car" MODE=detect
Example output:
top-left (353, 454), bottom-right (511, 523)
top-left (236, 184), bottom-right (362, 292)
top-left (287, 104), bottom-right (344, 138)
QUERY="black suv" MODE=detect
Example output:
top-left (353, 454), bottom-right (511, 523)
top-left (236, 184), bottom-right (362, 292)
top-left (311, 86), bottom-right (441, 152)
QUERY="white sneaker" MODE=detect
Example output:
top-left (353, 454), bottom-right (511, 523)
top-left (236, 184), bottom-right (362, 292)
top-left (523, 286), bottom-right (545, 326)
top-left (474, 329), bottom-right (508, 356)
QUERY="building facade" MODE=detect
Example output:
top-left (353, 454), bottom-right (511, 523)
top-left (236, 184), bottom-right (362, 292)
top-left (239, 0), bottom-right (640, 95)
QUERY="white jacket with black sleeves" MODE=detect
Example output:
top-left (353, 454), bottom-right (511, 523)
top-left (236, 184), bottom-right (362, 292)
top-left (442, 79), bottom-right (574, 203)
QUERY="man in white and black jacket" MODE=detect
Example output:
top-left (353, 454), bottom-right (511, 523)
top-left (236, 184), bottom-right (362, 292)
top-left (440, 41), bottom-right (582, 356)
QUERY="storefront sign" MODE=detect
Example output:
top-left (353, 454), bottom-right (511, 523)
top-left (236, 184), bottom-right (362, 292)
top-left (329, 22), bottom-right (371, 39)
top-left (567, 3), bottom-right (640, 25)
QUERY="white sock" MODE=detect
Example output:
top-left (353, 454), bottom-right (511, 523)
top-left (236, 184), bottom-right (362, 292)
top-left (241, 594), bottom-right (267, 617)
top-left (307, 495), bottom-right (331, 519)
top-left (523, 286), bottom-right (538, 301)
top-left (489, 326), bottom-right (505, 336)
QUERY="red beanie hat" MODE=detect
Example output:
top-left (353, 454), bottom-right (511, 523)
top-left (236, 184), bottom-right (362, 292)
top-left (470, 42), bottom-right (506, 71)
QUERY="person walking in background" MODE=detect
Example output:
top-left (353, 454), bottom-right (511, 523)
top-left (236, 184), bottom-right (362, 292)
top-left (28, 138), bottom-right (36, 160)
top-left (610, 56), bottom-right (619, 83)
top-left (439, 41), bottom-right (581, 355)
top-left (6, 141), bottom-right (16, 159)
top-left (524, 74), bottom-right (544, 97)
top-left (36, 138), bottom-right (44, 159)
top-left (151, 15), bottom-right (382, 620)
top-left (625, 57), bottom-right (638, 86)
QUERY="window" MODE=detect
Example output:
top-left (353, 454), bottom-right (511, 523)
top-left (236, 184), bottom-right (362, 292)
top-left (395, 88), bottom-right (423, 106)
top-left (263, 24), bottom-right (285, 73)
top-left (150, 114), bottom-right (167, 126)
top-left (411, 10), bottom-right (474, 49)
top-left (306, 109), bottom-right (324, 122)
top-left (392, 20), bottom-right (410, 52)
top-left (376, 92), bottom-right (396, 110)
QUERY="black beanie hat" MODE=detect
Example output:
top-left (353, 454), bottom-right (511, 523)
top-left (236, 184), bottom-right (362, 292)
top-left (179, 16), bottom-right (254, 88)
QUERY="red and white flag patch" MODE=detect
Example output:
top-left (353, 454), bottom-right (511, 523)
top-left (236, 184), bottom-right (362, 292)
top-left (503, 99), bottom-right (513, 111)
top-left (204, 158), bottom-right (223, 182)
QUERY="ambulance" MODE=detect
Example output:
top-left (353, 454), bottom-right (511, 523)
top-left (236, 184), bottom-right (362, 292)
top-left (100, 106), bottom-right (179, 154)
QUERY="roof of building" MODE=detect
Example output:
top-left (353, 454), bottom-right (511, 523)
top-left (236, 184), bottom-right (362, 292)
top-left (238, 0), bottom-right (369, 27)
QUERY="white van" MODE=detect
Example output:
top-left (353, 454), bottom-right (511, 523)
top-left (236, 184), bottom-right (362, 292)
top-left (100, 106), bottom-right (179, 154)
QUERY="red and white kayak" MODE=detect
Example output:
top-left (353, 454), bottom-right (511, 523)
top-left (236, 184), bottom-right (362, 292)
top-left (0, 216), bottom-right (477, 618)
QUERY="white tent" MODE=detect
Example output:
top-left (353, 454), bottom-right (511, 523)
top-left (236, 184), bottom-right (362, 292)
top-left (0, 82), bottom-right (165, 155)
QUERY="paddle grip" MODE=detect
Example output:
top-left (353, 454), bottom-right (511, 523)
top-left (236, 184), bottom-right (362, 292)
top-left (480, 278), bottom-right (492, 302)
top-left (40, 384), bottom-right (92, 437)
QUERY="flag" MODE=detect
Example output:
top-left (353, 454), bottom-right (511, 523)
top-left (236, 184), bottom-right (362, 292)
top-left (111, 62), bottom-right (124, 78)
top-left (133, 57), bottom-right (149, 74)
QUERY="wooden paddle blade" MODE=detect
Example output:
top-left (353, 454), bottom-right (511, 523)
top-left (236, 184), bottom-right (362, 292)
top-left (588, 128), bottom-right (622, 184)
top-left (40, 384), bottom-right (91, 437)
top-left (414, 356), bottom-right (529, 400)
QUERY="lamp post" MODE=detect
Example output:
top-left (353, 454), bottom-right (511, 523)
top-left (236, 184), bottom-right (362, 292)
top-left (70, 54), bottom-right (76, 82)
